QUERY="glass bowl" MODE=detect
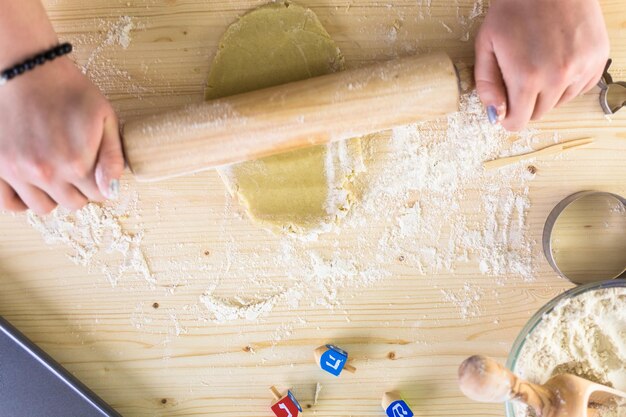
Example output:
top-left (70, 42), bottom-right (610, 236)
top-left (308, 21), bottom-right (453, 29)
top-left (505, 279), bottom-right (626, 417)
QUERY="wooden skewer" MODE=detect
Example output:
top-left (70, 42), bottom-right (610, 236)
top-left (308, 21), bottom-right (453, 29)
top-left (484, 137), bottom-right (594, 170)
top-left (270, 386), bottom-right (282, 401)
top-left (344, 363), bottom-right (357, 373)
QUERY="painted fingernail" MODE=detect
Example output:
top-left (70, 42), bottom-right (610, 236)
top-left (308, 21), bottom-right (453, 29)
top-left (487, 105), bottom-right (498, 124)
top-left (108, 179), bottom-right (119, 200)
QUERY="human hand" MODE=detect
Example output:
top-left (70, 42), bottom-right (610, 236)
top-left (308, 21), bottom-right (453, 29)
top-left (0, 56), bottom-right (124, 214)
top-left (475, 0), bottom-right (610, 131)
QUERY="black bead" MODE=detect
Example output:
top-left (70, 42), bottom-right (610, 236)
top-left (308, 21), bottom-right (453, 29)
top-left (0, 43), bottom-right (73, 86)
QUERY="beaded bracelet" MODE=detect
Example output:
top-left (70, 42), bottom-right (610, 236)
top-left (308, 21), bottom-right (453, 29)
top-left (0, 43), bottom-right (72, 86)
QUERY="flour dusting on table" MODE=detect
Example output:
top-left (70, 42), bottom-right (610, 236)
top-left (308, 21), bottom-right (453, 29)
top-left (27, 91), bottom-right (541, 327)
top-left (27, 192), bottom-right (154, 288)
top-left (195, 91), bottom-right (540, 323)
top-left (84, 16), bottom-right (135, 72)
top-left (67, 15), bottom-right (152, 100)
top-left (441, 283), bottom-right (483, 320)
top-left (26, 8), bottom-right (541, 327)
top-left (362, 92), bottom-right (536, 280)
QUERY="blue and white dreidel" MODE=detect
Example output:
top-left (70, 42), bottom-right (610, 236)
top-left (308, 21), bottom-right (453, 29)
top-left (314, 344), bottom-right (356, 377)
top-left (382, 391), bottom-right (414, 417)
top-left (270, 386), bottom-right (302, 417)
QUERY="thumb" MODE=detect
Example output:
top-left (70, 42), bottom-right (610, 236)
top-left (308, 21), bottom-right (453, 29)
top-left (95, 115), bottom-right (125, 200)
top-left (474, 34), bottom-right (508, 125)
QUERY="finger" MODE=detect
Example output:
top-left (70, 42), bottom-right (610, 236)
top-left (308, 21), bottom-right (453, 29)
top-left (12, 184), bottom-right (57, 215)
top-left (557, 67), bottom-right (604, 108)
top-left (580, 67), bottom-right (605, 95)
top-left (556, 83), bottom-right (582, 107)
top-left (532, 88), bottom-right (566, 120)
top-left (475, 33), bottom-right (508, 124)
top-left (0, 178), bottom-right (27, 212)
top-left (21, 159), bottom-right (92, 210)
top-left (46, 183), bottom-right (89, 211)
top-left (95, 115), bottom-right (124, 200)
top-left (501, 86), bottom-right (539, 132)
top-left (72, 168), bottom-right (105, 202)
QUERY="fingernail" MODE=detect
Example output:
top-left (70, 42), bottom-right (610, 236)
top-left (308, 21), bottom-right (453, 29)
top-left (108, 179), bottom-right (119, 200)
top-left (487, 105), bottom-right (498, 124)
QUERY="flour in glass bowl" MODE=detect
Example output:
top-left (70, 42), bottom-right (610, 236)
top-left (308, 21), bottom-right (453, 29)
top-left (514, 287), bottom-right (626, 417)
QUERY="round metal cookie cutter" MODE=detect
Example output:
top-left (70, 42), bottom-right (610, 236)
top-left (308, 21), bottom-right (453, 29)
top-left (543, 191), bottom-right (626, 284)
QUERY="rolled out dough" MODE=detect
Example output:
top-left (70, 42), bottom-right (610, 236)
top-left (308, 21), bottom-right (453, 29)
top-left (206, 2), bottom-right (364, 235)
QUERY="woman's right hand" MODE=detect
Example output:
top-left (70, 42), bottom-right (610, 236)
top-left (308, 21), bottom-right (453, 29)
top-left (474, 0), bottom-right (609, 131)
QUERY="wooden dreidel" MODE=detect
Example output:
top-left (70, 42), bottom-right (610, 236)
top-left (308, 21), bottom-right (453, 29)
top-left (382, 391), bottom-right (414, 417)
top-left (458, 355), bottom-right (626, 417)
top-left (270, 386), bottom-right (302, 417)
top-left (314, 344), bottom-right (356, 377)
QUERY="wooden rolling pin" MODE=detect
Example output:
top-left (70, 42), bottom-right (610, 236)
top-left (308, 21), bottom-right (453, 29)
top-left (122, 52), bottom-right (460, 182)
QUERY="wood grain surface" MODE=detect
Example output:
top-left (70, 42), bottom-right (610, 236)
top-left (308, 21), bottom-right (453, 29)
top-left (0, 1), bottom-right (625, 416)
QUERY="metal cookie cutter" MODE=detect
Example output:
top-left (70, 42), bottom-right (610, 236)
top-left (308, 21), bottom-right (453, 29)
top-left (598, 59), bottom-right (626, 115)
top-left (543, 191), bottom-right (626, 284)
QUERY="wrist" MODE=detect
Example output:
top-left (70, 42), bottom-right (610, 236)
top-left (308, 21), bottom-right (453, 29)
top-left (1, 44), bottom-right (73, 87)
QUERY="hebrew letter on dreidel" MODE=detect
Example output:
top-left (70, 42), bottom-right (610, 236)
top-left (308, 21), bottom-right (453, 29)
top-left (270, 386), bottom-right (302, 417)
top-left (325, 353), bottom-right (343, 371)
top-left (271, 399), bottom-right (299, 417)
top-left (314, 344), bottom-right (356, 376)
top-left (278, 403), bottom-right (292, 417)
top-left (391, 402), bottom-right (411, 417)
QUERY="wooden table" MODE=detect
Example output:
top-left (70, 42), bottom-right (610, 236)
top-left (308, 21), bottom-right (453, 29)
top-left (1, 1), bottom-right (624, 416)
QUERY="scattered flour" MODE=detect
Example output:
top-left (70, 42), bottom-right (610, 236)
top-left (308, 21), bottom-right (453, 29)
top-left (441, 283), bottom-right (483, 320)
top-left (107, 16), bottom-right (135, 50)
top-left (457, 0), bottom-right (486, 41)
top-left (27, 193), bottom-right (154, 288)
top-left (362, 92), bottom-right (537, 280)
top-left (26, 91), bottom-right (540, 330)
top-left (26, 5), bottom-right (544, 330)
top-left (514, 286), bottom-right (626, 417)
top-left (25, 90), bottom-right (542, 330)
top-left (68, 15), bottom-right (153, 101)
top-left (167, 309), bottom-right (189, 337)
top-left (192, 91), bottom-right (540, 325)
top-left (84, 16), bottom-right (135, 73)
top-left (200, 292), bottom-right (295, 323)
top-left (198, 239), bottom-right (391, 323)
